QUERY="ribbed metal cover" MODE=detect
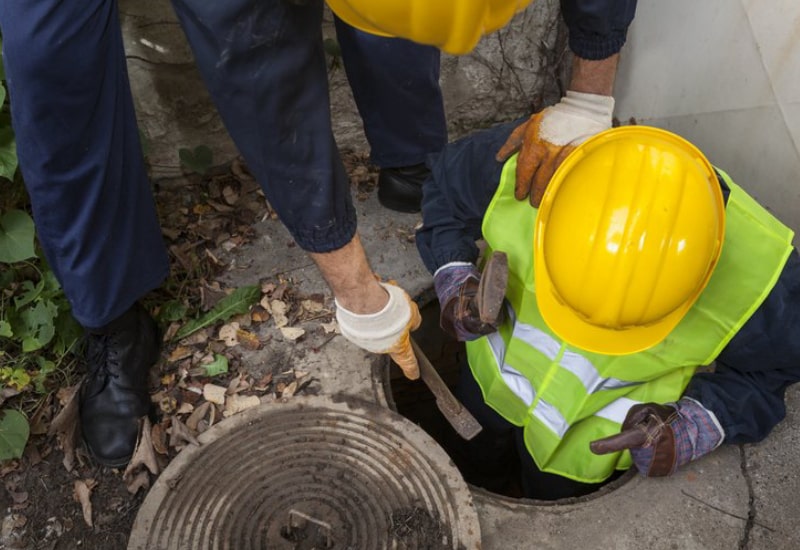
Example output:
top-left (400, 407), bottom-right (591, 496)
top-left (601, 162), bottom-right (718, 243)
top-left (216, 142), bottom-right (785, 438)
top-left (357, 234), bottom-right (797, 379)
top-left (128, 395), bottom-right (481, 549)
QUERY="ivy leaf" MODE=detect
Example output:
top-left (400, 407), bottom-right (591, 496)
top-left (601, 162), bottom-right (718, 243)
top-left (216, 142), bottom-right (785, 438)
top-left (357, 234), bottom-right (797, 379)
top-left (14, 279), bottom-right (44, 309)
top-left (0, 410), bottom-right (30, 460)
top-left (0, 320), bottom-right (11, 338)
top-left (17, 299), bottom-right (58, 352)
top-left (178, 145), bottom-right (213, 176)
top-left (0, 209), bottom-right (35, 263)
top-left (174, 285), bottom-right (260, 340)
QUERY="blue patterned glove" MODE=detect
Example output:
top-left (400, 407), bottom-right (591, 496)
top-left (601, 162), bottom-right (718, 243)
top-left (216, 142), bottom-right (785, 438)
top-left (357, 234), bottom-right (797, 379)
top-left (434, 262), bottom-right (498, 341)
top-left (590, 397), bottom-right (724, 477)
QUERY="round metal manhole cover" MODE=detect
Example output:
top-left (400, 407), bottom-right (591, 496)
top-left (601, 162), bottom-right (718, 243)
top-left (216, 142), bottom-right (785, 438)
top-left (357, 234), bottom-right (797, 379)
top-left (128, 395), bottom-right (481, 549)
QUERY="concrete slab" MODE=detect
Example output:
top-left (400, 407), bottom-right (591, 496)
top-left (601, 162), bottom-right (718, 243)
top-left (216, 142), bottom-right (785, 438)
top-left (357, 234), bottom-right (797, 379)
top-left (207, 184), bottom-right (800, 549)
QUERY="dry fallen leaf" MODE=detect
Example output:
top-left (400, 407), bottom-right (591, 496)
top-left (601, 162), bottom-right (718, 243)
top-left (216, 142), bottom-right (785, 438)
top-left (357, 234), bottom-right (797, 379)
top-left (218, 323), bottom-right (240, 347)
top-left (320, 321), bottom-right (339, 334)
top-left (168, 346), bottom-right (194, 363)
top-left (271, 300), bottom-right (289, 327)
top-left (123, 418), bottom-right (160, 481)
top-left (151, 422), bottom-right (169, 455)
top-left (251, 308), bottom-right (271, 323)
top-left (223, 394), bottom-right (261, 417)
top-left (73, 479), bottom-right (97, 527)
top-left (186, 401), bottom-right (212, 432)
top-left (48, 383), bottom-right (82, 472)
top-left (279, 326), bottom-right (305, 341)
top-left (236, 329), bottom-right (261, 350)
top-left (169, 417), bottom-right (200, 450)
top-left (301, 299), bottom-right (325, 314)
top-left (203, 384), bottom-right (227, 405)
top-left (281, 381), bottom-right (298, 398)
top-left (125, 470), bottom-right (151, 495)
top-left (253, 372), bottom-right (273, 392)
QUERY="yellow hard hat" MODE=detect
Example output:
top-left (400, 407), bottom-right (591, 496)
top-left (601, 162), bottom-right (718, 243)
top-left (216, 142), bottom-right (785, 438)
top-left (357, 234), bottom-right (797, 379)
top-left (326, 0), bottom-right (532, 55)
top-left (534, 126), bottom-right (725, 355)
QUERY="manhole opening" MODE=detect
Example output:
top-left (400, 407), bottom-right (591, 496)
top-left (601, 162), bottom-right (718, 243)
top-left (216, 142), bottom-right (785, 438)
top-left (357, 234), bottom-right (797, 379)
top-left (386, 301), bottom-right (629, 502)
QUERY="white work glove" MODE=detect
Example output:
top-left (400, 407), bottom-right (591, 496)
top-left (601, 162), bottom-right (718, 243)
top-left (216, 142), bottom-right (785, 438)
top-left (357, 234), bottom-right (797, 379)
top-left (495, 91), bottom-right (615, 207)
top-left (335, 282), bottom-right (421, 379)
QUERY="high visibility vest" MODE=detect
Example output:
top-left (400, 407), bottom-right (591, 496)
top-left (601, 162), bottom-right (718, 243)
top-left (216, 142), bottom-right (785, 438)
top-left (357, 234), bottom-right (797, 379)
top-left (466, 155), bottom-right (795, 483)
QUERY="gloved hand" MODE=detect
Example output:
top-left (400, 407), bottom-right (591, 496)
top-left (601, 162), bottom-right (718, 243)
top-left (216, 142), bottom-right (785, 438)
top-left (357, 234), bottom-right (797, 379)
top-left (495, 91), bottom-right (614, 207)
top-left (589, 397), bottom-right (724, 477)
top-left (434, 260), bottom-right (505, 341)
top-left (335, 281), bottom-right (422, 379)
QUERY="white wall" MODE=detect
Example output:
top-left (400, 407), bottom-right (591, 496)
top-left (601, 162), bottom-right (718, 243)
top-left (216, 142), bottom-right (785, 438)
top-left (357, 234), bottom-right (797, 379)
top-left (614, 0), bottom-right (800, 236)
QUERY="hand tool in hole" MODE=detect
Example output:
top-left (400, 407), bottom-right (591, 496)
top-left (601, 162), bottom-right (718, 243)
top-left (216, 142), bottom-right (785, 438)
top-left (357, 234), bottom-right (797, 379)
top-left (410, 337), bottom-right (483, 440)
top-left (437, 251), bottom-right (509, 341)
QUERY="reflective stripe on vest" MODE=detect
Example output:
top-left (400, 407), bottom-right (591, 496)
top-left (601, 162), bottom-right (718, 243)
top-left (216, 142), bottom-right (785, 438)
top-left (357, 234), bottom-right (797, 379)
top-left (466, 155), bottom-right (795, 483)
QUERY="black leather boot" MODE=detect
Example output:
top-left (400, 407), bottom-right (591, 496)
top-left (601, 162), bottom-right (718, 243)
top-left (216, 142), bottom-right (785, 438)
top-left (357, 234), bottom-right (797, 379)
top-left (377, 163), bottom-right (431, 213)
top-left (79, 303), bottom-right (160, 468)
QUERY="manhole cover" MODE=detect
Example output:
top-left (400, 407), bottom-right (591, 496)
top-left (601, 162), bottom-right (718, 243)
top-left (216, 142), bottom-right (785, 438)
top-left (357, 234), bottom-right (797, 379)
top-left (129, 395), bottom-right (481, 549)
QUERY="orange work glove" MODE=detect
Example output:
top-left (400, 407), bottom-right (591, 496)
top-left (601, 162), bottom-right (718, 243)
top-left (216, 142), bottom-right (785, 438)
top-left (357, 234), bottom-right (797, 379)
top-left (335, 281), bottom-right (421, 379)
top-left (495, 91), bottom-right (615, 207)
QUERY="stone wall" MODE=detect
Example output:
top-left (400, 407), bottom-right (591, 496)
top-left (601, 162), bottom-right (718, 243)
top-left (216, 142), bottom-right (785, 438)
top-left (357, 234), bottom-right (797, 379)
top-left (119, 0), bottom-right (569, 177)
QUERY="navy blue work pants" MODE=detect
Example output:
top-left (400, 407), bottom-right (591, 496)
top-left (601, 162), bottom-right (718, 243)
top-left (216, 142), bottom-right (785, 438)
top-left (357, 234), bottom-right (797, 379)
top-left (0, 0), bottom-right (445, 328)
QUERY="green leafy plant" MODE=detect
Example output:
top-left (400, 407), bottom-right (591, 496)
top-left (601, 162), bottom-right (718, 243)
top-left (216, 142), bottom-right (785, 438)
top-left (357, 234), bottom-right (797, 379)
top-left (0, 37), bottom-right (81, 460)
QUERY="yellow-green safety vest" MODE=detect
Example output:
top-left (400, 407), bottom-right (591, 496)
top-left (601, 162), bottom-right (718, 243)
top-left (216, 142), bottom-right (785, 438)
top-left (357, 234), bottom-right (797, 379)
top-left (466, 155), bottom-right (795, 483)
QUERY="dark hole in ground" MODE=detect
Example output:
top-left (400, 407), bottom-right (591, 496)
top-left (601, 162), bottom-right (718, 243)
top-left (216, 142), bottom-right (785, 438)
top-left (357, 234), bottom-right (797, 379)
top-left (386, 302), bottom-right (622, 500)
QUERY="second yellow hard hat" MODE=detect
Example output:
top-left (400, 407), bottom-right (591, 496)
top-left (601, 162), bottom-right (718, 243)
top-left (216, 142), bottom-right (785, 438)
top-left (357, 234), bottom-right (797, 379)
top-left (534, 126), bottom-right (725, 355)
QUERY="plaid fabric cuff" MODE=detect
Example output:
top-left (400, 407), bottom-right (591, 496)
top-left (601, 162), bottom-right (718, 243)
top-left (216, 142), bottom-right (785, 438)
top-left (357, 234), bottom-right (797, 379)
top-left (672, 397), bottom-right (725, 467)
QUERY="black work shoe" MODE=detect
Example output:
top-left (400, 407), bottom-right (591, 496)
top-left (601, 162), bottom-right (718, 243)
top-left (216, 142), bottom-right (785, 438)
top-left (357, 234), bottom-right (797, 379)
top-left (79, 303), bottom-right (160, 468)
top-left (377, 163), bottom-right (431, 213)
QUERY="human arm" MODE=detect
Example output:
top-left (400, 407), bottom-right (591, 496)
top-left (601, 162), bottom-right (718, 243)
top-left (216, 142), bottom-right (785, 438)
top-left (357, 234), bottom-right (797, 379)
top-left (682, 248), bottom-right (800, 443)
top-left (310, 235), bottom-right (421, 379)
top-left (496, 0), bottom-right (636, 206)
top-left (416, 121), bottom-right (519, 272)
top-left (416, 121), bottom-right (519, 339)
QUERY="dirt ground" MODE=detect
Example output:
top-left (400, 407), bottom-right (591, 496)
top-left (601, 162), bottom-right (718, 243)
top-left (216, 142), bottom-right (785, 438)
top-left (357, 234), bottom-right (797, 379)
top-left (0, 152), bottom-right (379, 550)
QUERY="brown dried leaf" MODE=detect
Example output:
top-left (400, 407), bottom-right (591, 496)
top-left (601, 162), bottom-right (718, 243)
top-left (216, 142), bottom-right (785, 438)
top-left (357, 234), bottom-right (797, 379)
top-left (125, 470), bottom-right (151, 495)
top-left (185, 401), bottom-right (212, 432)
top-left (271, 300), bottom-right (289, 327)
top-left (168, 346), bottom-right (193, 363)
top-left (253, 372), bottom-right (273, 392)
top-left (236, 329), bottom-right (261, 350)
top-left (281, 381), bottom-right (298, 398)
top-left (48, 383), bottom-right (81, 472)
top-left (301, 299), bottom-right (325, 314)
top-left (222, 184), bottom-right (240, 205)
top-left (72, 479), bottom-right (97, 528)
top-left (226, 374), bottom-right (247, 395)
top-left (169, 417), bottom-right (200, 449)
top-left (251, 307), bottom-right (271, 323)
top-left (203, 384), bottom-right (227, 405)
top-left (223, 394), bottom-right (261, 417)
top-left (279, 326), bottom-right (305, 341)
top-left (151, 422), bottom-right (169, 455)
top-left (163, 321), bottom-right (181, 341)
top-left (218, 323), bottom-right (240, 347)
top-left (320, 321), bottom-right (339, 334)
top-left (123, 417), bottom-right (160, 479)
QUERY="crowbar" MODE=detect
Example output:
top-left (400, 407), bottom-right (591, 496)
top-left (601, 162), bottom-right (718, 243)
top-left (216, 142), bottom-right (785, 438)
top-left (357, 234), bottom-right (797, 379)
top-left (410, 337), bottom-right (483, 440)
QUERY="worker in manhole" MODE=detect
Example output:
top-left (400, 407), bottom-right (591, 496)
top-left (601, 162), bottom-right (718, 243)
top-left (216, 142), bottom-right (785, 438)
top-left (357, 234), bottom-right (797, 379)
top-left (416, 124), bottom-right (800, 500)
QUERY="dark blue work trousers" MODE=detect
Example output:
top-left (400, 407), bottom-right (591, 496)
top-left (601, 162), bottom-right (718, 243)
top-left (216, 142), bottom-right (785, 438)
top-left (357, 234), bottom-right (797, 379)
top-left (0, 0), bottom-right (445, 328)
